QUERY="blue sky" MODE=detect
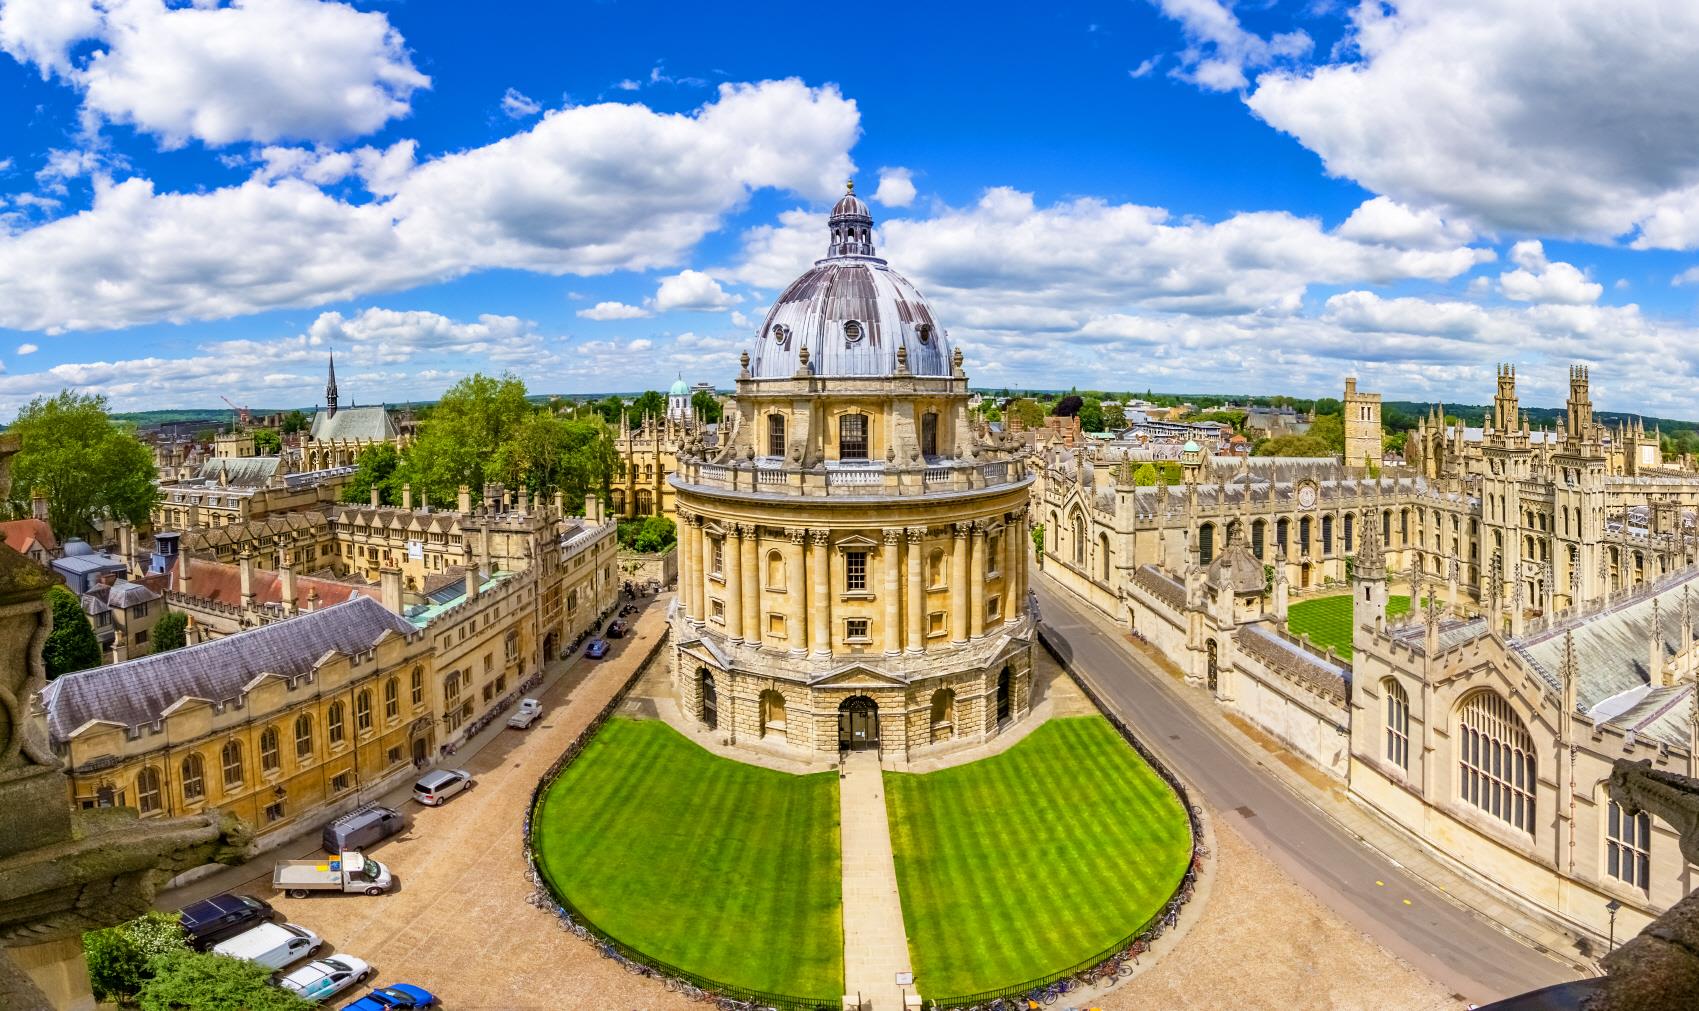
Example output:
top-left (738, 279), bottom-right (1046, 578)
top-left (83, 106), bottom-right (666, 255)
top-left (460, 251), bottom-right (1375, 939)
top-left (3, 1), bottom-right (1699, 417)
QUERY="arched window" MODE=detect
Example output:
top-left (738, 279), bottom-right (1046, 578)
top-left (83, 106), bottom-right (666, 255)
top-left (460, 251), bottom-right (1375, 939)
top-left (1099, 533), bottom-right (1111, 581)
top-left (1344, 513), bottom-right (1354, 553)
top-left (294, 713), bottom-right (313, 759)
top-left (920, 412), bottom-right (939, 458)
top-left (1198, 522), bottom-right (1215, 566)
top-left (1458, 692), bottom-right (1535, 833)
top-left (260, 726), bottom-right (280, 773)
top-left (411, 666), bottom-right (424, 706)
top-left (767, 413), bottom-right (786, 458)
top-left (136, 766), bottom-right (162, 815)
top-left (1382, 509), bottom-right (1391, 543)
top-left (1606, 801), bottom-right (1651, 890)
top-left (328, 701), bottom-right (346, 745)
top-left (181, 753), bottom-right (205, 801)
top-left (356, 690), bottom-right (373, 732)
top-left (384, 677), bottom-right (399, 720)
top-left (1383, 679), bottom-right (1409, 771)
top-left (766, 550), bottom-right (785, 590)
top-left (1072, 512), bottom-right (1087, 566)
top-left (220, 740), bottom-right (243, 789)
top-left (1321, 515), bottom-right (1334, 555)
top-left (1400, 509), bottom-right (1409, 544)
top-left (1276, 518), bottom-right (1289, 555)
top-left (1298, 516), bottom-right (1312, 554)
top-left (839, 413), bottom-right (869, 460)
top-left (1251, 519), bottom-right (1265, 559)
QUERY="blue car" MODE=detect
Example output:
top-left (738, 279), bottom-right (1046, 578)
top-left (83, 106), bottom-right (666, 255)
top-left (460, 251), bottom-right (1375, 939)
top-left (341, 983), bottom-right (437, 1010)
top-left (585, 638), bottom-right (609, 659)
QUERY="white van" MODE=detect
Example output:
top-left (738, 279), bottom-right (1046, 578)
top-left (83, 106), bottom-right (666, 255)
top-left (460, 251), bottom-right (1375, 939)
top-left (210, 921), bottom-right (322, 970)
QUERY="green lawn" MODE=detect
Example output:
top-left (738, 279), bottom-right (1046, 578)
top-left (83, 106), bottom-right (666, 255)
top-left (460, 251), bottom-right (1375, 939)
top-left (884, 716), bottom-right (1191, 999)
top-left (1286, 593), bottom-right (1417, 658)
top-left (533, 717), bottom-right (844, 998)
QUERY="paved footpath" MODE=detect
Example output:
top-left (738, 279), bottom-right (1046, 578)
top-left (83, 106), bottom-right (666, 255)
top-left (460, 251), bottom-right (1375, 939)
top-left (838, 749), bottom-right (914, 1011)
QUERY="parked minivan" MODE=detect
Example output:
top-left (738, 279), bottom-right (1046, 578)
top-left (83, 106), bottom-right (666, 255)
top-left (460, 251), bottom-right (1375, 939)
top-left (211, 921), bottom-right (322, 970)
top-left (412, 768), bottom-right (472, 806)
top-left (176, 893), bottom-right (274, 950)
top-left (322, 805), bottom-right (406, 854)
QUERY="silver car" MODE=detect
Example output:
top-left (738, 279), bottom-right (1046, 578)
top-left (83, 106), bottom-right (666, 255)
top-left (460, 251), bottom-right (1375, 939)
top-left (278, 955), bottom-right (372, 1003)
top-left (412, 768), bottom-right (472, 806)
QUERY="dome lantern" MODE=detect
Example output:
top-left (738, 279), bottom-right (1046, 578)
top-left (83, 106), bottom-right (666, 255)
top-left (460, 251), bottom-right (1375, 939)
top-left (826, 179), bottom-right (875, 258)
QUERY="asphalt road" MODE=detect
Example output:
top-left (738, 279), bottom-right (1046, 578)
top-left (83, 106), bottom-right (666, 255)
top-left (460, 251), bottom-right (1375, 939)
top-left (1034, 580), bottom-right (1577, 1005)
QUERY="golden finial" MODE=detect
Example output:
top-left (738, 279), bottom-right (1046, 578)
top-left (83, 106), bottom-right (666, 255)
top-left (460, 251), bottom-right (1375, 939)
top-left (845, 179), bottom-right (854, 193)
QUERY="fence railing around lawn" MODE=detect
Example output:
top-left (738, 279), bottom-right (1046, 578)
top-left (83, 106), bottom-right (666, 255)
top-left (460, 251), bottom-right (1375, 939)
top-left (919, 625), bottom-right (1209, 1010)
top-left (520, 630), bottom-right (839, 1011)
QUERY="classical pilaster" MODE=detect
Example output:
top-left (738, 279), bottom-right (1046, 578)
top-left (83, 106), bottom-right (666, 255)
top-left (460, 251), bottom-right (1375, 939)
top-left (1003, 514), bottom-right (1021, 623)
top-left (883, 528), bottom-right (903, 654)
top-left (810, 528), bottom-right (832, 655)
top-left (681, 510), bottom-right (702, 622)
top-left (700, 521), bottom-right (716, 628)
top-left (905, 527), bottom-right (925, 653)
top-left (950, 521), bottom-right (970, 644)
top-left (786, 528), bottom-right (807, 655)
top-left (969, 521), bottom-right (987, 639)
top-left (740, 523), bottom-right (761, 644)
top-left (725, 525), bottom-right (744, 642)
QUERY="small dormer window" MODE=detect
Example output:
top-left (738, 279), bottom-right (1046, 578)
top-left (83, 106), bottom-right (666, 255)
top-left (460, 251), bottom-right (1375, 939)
top-left (916, 323), bottom-right (932, 344)
top-left (843, 320), bottom-right (863, 344)
top-left (770, 323), bottom-right (791, 348)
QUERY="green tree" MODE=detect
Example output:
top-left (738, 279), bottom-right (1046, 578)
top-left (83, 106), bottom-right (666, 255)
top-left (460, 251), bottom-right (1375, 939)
top-left (280, 409), bottom-right (310, 434)
top-left (632, 515), bottom-right (676, 553)
top-left (691, 389), bottom-right (723, 424)
top-left (630, 390), bottom-right (666, 423)
top-left (1007, 398), bottom-right (1047, 429)
top-left (1030, 522), bottom-right (1045, 563)
top-left (84, 910), bottom-right (186, 1003)
top-left (44, 585), bottom-right (101, 679)
top-left (152, 611), bottom-right (188, 653)
top-left (1306, 413), bottom-right (1346, 453)
top-left (1312, 396), bottom-right (1343, 416)
top-left (251, 429), bottom-right (282, 455)
top-left (591, 394), bottom-right (627, 424)
top-left (488, 411), bottom-right (617, 508)
top-left (7, 391), bottom-right (159, 537)
top-left (1253, 434), bottom-right (1334, 458)
top-left (1131, 462), bottom-right (1159, 486)
top-left (1078, 396), bottom-right (1105, 434)
top-left (138, 949), bottom-right (313, 1011)
top-left (341, 444), bottom-right (402, 505)
top-left (396, 373), bottom-right (532, 502)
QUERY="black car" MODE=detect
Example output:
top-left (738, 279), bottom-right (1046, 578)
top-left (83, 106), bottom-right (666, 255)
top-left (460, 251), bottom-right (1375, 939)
top-left (177, 893), bottom-right (275, 950)
top-left (606, 620), bottom-right (628, 639)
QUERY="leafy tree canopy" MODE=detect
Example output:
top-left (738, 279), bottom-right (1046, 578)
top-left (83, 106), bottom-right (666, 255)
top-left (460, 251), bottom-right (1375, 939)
top-left (341, 443), bottom-right (403, 505)
top-left (396, 373), bottom-right (531, 502)
top-left (1131, 462), bottom-right (1159, 486)
top-left (8, 391), bottom-right (158, 537)
top-left (152, 611), bottom-right (188, 653)
top-left (44, 584), bottom-right (102, 679)
top-left (84, 910), bottom-right (186, 1003)
top-left (280, 409), bottom-right (310, 434)
top-left (1307, 413), bottom-right (1346, 453)
top-left (1051, 394), bottom-right (1083, 418)
top-left (617, 516), bottom-right (677, 553)
top-left (630, 390), bottom-right (666, 422)
top-left (692, 389), bottom-right (723, 424)
top-left (137, 949), bottom-right (312, 1011)
top-left (1252, 434), bottom-right (1335, 458)
top-left (251, 429), bottom-right (281, 455)
top-left (1312, 396), bottom-right (1343, 416)
top-left (1007, 398), bottom-right (1048, 429)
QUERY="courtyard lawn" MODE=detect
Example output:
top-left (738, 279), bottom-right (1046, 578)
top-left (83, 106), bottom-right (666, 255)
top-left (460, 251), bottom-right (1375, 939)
top-left (533, 717), bottom-right (844, 999)
top-left (884, 716), bottom-right (1191, 999)
top-left (1285, 593), bottom-right (1417, 659)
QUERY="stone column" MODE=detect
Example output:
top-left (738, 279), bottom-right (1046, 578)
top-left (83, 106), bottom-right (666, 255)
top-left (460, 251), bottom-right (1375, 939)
top-left (725, 525), bottom-right (744, 641)
top-left (786, 528), bottom-right (807, 654)
top-left (883, 528), bottom-right (902, 654)
top-left (740, 524), bottom-right (761, 644)
top-left (810, 528), bottom-right (832, 655)
top-left (681, 511), bottom-right (700, 621)
top-left (905, 527), bottom-right (924, 653)
top-left (950, 522), bottom-right (970, 643)
top-left (969, 522), bottom-right (987, 639)
top-left (1003, 515), bottom-right (1021, 623)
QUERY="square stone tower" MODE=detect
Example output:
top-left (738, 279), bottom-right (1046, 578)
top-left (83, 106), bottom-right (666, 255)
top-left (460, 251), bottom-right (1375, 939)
top-left (1342, 377), bottom-right (1382, 471)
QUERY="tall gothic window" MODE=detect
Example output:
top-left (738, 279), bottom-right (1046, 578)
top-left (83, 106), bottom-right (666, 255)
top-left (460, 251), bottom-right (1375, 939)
top-left (411, 666), bottom-right (424, 706)
top-left (1251, 519), bottom-right (1265, 560)
top-left (260, 727), bottom-right (280, 773)
top-left (839, 414), bottom-right (869, 460)
top-left (1458, 692), bottom-right (1535, 833)
top-left (1198, 522), bottom-right (1215, 566)
top-left (356, 690), bottom-right (373, 732)
top-left (220, 740), bottom-right (244, 789)
top-left (328, 701), bottom-right (346, 744)
top-left (1299, 516), bottom-right (1312, 554)
top-left (294, 713), bottom-right (313, 758)
top-left (181, 753), bottom-right (205, 801)
top-left (1344, 513), bottom-right (1355, 553)
top-left (1276, 518), bottom-right (1289, 555)
top-left (1072, 513), bottom-right (1087, 567)
top-left (1321, 515), bottom-right (1334, 555)
top-left (1383, 679), bottom-right (1409, 771)
top-left (385, 677), bottom-right (400, 720)
top-left (767, 414), bottom-right (786, 458)
top-left (1606, 801), bottom-right (1651, 890)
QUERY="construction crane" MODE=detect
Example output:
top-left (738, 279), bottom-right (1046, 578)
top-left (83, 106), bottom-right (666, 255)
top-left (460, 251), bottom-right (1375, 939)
top-left (220, 395), bottom-right (251, 427)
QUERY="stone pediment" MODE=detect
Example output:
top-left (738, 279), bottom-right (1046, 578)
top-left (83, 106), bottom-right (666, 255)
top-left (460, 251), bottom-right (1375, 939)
top-left (810, 662), bottom-right (908, 688)
top-left (675, 631), bottom-right (733, 670)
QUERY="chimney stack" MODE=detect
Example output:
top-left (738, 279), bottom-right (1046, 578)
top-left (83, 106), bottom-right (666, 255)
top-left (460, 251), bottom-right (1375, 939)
top-left (518, 487), bottom-right (529, 515)
top-left (464, 565), bottom-right (481, 602)
top-left (402, 483), bottom-right (413, 511)
top-left (176, 545), bottom-right (193, 594)
top-left (30, 487), bottom-right (48, 523)
top-left (458, 484), bottom-right (472, 513)
top-left (584, 493), bottom-right (599, 525)
top-left (380, 567), bottom-right (404, 615)
top-left (280, 564), bottom-right (298, 615)
top-left (553, 490), bottom-right (563, 515)
top-left (370, 487), bottom-right (381, 508)
top-left (238, 550), bottom-right (255, 610)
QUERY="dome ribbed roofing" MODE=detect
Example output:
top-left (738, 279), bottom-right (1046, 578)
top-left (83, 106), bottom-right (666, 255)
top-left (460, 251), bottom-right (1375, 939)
top-left (748, 182), bottom-right (952, 380)
top-left (669, 377), bottom-right (690, 396)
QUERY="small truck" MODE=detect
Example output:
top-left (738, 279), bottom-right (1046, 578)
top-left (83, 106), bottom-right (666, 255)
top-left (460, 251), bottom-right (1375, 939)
top-left (273, 851), bottom-right (393, 898)
top-left (507, 698), bottom-right (544, 729)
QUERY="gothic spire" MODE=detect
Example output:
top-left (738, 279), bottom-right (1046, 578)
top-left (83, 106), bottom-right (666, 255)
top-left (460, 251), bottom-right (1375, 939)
top-left (326, 349), bottom-right (339, 419)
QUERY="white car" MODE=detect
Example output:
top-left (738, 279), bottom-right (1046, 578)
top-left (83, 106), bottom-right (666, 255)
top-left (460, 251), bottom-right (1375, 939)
top-left (507, 698), bottom-right (544, 729)
top-left (278, 955), bottom-right (371, 1004)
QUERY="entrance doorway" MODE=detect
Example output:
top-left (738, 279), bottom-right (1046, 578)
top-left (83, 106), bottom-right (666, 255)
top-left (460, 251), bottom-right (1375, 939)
top-left (543, 632), bottom-right (558, 663)
top-left (995, 667), bottom-right (1011, 725)
top-left (411, 737), bottom-right (428, 764)
top-left (838, 695), bottom-right (879, 751)
top-left (699, 668), bottom-right (718, 730)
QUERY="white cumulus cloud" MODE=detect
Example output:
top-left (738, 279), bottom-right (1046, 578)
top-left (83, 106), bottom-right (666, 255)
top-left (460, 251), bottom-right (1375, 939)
top-left (577, 301), bottom-right (651, 320)
top-left (501, 87), bottom-right (541, 118)
top-left (14, 343), bottom-right (37, 355)
top-left (873, 167), bottom-right (916, 208)
top-left (1497, 240), bottom-right (1602, 304)
top-left (652, 269), bottom-right (741, 312)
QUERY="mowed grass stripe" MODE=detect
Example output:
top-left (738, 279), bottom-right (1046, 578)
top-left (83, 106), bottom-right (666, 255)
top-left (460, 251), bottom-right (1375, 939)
top-left (1286, 592), bottom-right (1416, 659)
top-left (534, 718), bottom-right (843, 998)
top-left (885, 716), bottom-right (1191, 997)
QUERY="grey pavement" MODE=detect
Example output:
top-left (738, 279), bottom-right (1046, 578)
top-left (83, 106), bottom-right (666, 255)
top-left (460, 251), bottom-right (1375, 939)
top-left (1034, 572), bottom-right (1583, 1005)
top-left (838, 749), bottom-right (915, 1011)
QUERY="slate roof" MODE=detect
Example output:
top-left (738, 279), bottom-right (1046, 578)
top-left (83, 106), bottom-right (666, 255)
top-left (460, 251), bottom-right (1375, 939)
top-left (193, 456), bottom-right (282, 488)
top-left (1235, 622), bottom-right (1349, 704)
top-left (309, 405), bottom-right (398, 442)
top-left (40, 595), bottom-right (416, 742)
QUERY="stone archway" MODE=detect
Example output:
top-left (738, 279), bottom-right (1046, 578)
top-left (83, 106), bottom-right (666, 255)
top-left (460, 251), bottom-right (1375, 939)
top-left (837, 695), bottom-right (879, 751)
top-left (699, 668), bottom-right (718, 730)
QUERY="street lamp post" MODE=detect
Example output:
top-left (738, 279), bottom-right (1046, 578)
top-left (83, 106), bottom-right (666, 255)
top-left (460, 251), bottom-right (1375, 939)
top-left (1606, 898), bottom-right (1622, 954)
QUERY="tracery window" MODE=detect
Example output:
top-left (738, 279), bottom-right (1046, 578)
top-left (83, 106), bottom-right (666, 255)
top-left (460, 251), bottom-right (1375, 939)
top-left (1072, 513), bottom-right (1087, 567)
top-left (1383, 679), bottom-right (1409, 771)
top-left (384, 677), bottom-right (400, 720)
top-left (1606, 801), bottom-right (1651, 890)
top-left (356, 690), bottom-right (373, 732)
top-left (1458, 692), bottom-right (1535, 833)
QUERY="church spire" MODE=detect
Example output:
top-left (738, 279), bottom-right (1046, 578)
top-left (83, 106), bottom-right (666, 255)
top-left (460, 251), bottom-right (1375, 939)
top-left (326, 349), bottom-right (339, 419)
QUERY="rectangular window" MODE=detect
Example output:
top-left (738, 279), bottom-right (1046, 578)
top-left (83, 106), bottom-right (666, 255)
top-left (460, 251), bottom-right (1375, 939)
top-left (845, 617), bottom-right (870, 641)
top-left (1606, 801), bottom-right (1651, 890)
top-left (920, 412), bottom-right (938, 458)
top-left (767, 613), bottom-right (785, 637)
top-left (711, 599), bottom-right (725, 623)
top-left (845, 550), bottom-right (868, 592)
top-left (264, 801), bottom-right (286, 823)
top-left (411, 668), bottom-right (423, 706)
top-left (987, 595), bottom-right (1001, 619)
top-left (928, 611), bottom-right (947, 637)
top-left (711, 538), bottom-right (724, 575)
top-left (767, 414), bottom-right (786, 458)
top-left (387, 746), bottom-right (404, 766)
top-left (483, 682), bottom-right (495, 702)
top-left (331, 772), bottom-right (352, 794)
top-left (839, 414), bottom-right (868, 460)
top-left (496, 674), bottom-right (507, 693)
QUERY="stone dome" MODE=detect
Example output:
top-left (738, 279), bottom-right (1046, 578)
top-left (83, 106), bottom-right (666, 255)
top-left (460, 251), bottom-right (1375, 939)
top-left (748, 182), bottom-right (953, 380)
